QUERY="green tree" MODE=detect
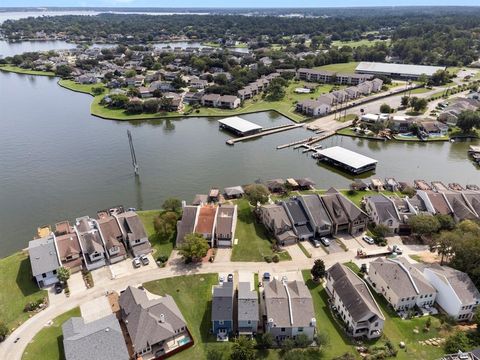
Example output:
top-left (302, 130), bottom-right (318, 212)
top-left (55, 64), bottom-right (72, 78)
top-left (379, 103), bottom-right (392, 113)
top-left (92, 86), bottom-right (104, 96)
top-left (294, 333), bottom-right (310, 348)
top-left (57, 266), bottom-right (70, 283)
top-left (408, 214), bottom-right (441, 237)
top-left (258, 332), bottom-right (274, 349)
top-left (244, 184), bottom-right (269, 206)
top-left (401, 95), bottom-right (410, 107)
top-left (178, 233), bottom-right (209, 262)
top-left (333, 353), bottom-right (356, 360)
top-left (162, 198), bottom-right (182, 213)
top-left (125, 69), bottom-right (136, 78)
top-left (154, 211), bottom-right (179, 239)
top-left (281, 338), bottom-right (295, 352)
top-left (371, 224), bottom-right (391, 238)
top-left (413, 98), bottom-right (428, 112)
top-left (143, 98), bottom-right (159, 113)
top-left (230, 336), bottom-right (255, 360)
top-left (444, 331), bottom-right (471, 354)
top-left (171, 75), bottom-right (187, 90)
top-left (456, 110), bottom-right (480, 133)
top-left (435, 214), bottom-right (456, 231)
top-left (311, 259), bottom-right (326, 282)
top-left (0, 321), bottom-right (9, 341)
top-left (429, 230), bottom-right (458, 265)
top-left (418, 73), bottom-right (428, 84)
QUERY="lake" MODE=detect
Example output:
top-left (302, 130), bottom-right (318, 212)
top-left (0, 71), bottom-right (478, 258)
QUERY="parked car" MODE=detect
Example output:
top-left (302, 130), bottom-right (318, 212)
top-left (132, 257), bottom-right (141, 268)
top-left (263, 272), bottom-right (271, 281)
top-left (311, 239), bottom-right (321, 248)
top-left (320, 237), bottom-right (331, 246)
top-left (140, 254), bottom-right (150, 265)
top-left (54, 282), bottom-right (63, 294)
top-left (227, 273), bottom-right (234, 282)
top-left (362, 235), bottom-right (375, 245)
top-left (219, 275), bottom-right (225, 283)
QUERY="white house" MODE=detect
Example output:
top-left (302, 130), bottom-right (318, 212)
top-left (421, 265), bottom-right (480, 321)
top-left (28, 234), bottom-right (61, 288)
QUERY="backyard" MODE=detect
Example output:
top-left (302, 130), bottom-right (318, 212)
top-left (137, 209), bottom-right (174, 259)
top-left (231, 199), bottom-right (291, 262)
top-left (0, 252), bottom-right (47, 332)
top-left (22, 307), bottom-right (81, 360)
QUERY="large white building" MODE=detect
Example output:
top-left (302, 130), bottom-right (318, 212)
top-left (355, 62), bottom-right (446, 80)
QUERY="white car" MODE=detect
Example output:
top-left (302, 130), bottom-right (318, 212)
top-left (320, 237), bottom-right (330, 246)
top-left (362, 235), bottom-right (375, 245)
top-left (132, 257), bottom-right (141, 268)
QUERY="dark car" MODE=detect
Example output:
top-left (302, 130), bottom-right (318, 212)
top-left (54, 282), bottom-right (63, 294)
top-left (227, 273), bottom-right (234, 282)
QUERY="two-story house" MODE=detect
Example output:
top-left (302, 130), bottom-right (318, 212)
top-left (259, 204), bottom-right (297, 246)
top-left (28, 234), bottom-right (61, 288)
top-left (237, 282), bottom-right (259, 336)
top-left (212, 281), bottom-right (234, 340)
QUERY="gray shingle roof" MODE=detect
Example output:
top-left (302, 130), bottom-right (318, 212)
top-left (328, 263), bottom-right (384, 323)
top-left (62, 314), bottom-right (129, 360)
top-left (212, 281), bottom-right (234, 321)
top-left (366, 195), bottom-right (400, 223)
top-left (238, 282), bottom-right (259, 322)
top-left (119, 286), bottom-right (187, 353)
top-left (175, 205), bottom-right (198, 247)
top-left (28, 235), bottom-right (61, 277)
top-left (299, 194), bottom-right (332, 228)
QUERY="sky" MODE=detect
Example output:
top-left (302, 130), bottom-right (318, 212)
top-left (1, 0), bottom-right (475, 8)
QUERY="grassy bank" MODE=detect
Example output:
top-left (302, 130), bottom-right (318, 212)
top-left (314, 62), bottom-right (359, 73)
top-left (22, 307), bottom-right (80, 360)
top-left (57, 79), bottom-right (104, 96)
top-left (231, 199), bottom-right (291, 262)
top-left (0, 64), bottom-right (55, 77)
top-left (0, 252), bottom-right (47, 332)
top-left (332, 39), bottom-right (390, 48)
top-left (137, 210), bottom-right (174, 259)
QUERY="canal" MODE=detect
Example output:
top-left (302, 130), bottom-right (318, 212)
top-left (0, 70), bottom-right (478, 258)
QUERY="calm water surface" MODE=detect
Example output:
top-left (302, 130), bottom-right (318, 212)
top-left (0, 71), bottom-right (478, 257)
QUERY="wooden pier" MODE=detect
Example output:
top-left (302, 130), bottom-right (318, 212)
top-left (226, 123), bottom-right (303, 145)
top-left (277, 130), bottom-right (335, 150)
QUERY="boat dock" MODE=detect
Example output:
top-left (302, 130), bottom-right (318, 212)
top-left (414, 180), bottom-right (432, 191)
top-left (431, 181), bottom-right (449, 192)
top-left (277, 130), bottom-right (335, 150)
top-left (226, 123), bottom-right (303, 145)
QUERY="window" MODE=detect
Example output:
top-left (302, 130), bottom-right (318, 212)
top-left (298, 327), bottom-right (303, 332)
top-left (42, 273), bottom-right (46, 278)
top-left (281, 328), bottom-right (285, 332)
top-left (219, 320), bottom-right (224, 325)
top-left (53, 269), bottom-right (57, 275)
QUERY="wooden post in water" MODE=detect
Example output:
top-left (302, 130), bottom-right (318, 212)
top-left (127, 130), bottom-right (139, 175)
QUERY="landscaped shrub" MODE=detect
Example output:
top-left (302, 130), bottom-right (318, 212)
top-left (272, 254), bottom-right (280, 263)
top-left (264, 255), bottom-right (272, 263)
top-left (24, 298), bottom-right (45, 312)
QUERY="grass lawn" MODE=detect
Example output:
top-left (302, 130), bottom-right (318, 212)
top-left (0, 64), bottom-right (55, 77)
top-left (340, 190), bottom-right (403, 207)
top-left (137, 210), bottom-right (174, 258)
top-left (409, 87), bottom-right (431, 94)
top-left (58, 79), bottom-right (105, 96)
top-left (231, 199), bottom-right (291, 262)
top-left (22, 307), bottom-right (80, 360)
top-left (314, 62), bottom-right (359, 73)
top-left (301, 270), bottom-right (358, 358)
top-left (336, 127), bottom-right (383, 140)
top-left (0, 252), bottom-right (48, 332)
top-left (332, 39), bottom-right (390, 48)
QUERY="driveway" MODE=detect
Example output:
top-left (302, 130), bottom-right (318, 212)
top-left (273, 270), bottom-right (304, 282)
top-left (80, 296), bottom-right (112, 323)
top-left (215, 248), bottom-right (232, 263)
top-left (337, 234), bottom-right (364, 250)
top-left (302, 240), bottom-right (328, 258)
top-left (109, 254), bottom-right (157, 279)
top-left (284, 244), bottom-right (309, 262)
top-left (324, 237), bottom-right (344, 254)
top-left (67, 271), bottom-right (86, 296)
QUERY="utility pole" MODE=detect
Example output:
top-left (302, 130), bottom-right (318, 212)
top-left (127, 130), bottom-right (139, 175)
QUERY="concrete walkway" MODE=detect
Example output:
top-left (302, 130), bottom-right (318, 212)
top-left (0, 240), bottom-right (428, 360)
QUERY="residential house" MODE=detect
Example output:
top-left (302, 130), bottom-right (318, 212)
top-left (439, 98), bottom-right (480, 126)
top-left (296, 99), bottom-right (331, 117)
top-left (212, 281), bottom-right (234, 340)
top-left (193, 205), bottom-right (218, 246)
top-left (237, 282), bottom-right (259, 336)
top-left (297, 68), bottom-right (334, 83)
top-left (215, 205), bottom-right (237, 247)
top-left (326, 263), bottom-right (385, 339)
top-left (138, 86), bottom-right (152, 98)
top-left (442, 191), bottom-right (478, 222)
top-left (201, 93), bottom-right (221, 107)
top-left (96, 214), bottom-right (127, 264)
top-left (368, 257), bottom-right (436, 312)
top-left (320, 188), bottom-right (369, 235)
top-left (62, 314), bottom-right (129, 360)
top-left (421, 265), bottom-right (480, 321)
top-left (183, 91), bottom-right (203, 105)
top-left (259, 204), bottom-right (297, 246)
top-left (282, 198), bottom-right (314, 240)
top-left (364, 194), bottom-right (401, 234)
top-left (298, 194), bottom-right (333, 237)
top-left (55, 231), bottom-right (83, 273)
top-left (28, 234), bottom-right (61, 288)
top-left (218, 95), bottom-right (240, 109)
top-left (264, 278), bottom-right (316, 342)
top-left (115, 211), bottom-right (152, 257)
top-left (75, 216), bottom-right (107, 271)
top-left (462, 191), bottom-right (480, 216)
top-left (175, 205), bottom-right (199, 248)
top-left (119, 286), bottom-right (191, 358)
top-left (345, 86), bottom-right (360, 99)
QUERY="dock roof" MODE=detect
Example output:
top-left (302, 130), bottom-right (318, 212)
top-left (316, 146), bottom-right (377, 170)
top-left (356, 62), bottom-right (446, 77)
top-left (218, 116), bottom-right (263, 134)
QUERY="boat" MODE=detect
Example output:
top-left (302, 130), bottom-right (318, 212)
top-left (466, 184), bottom-right (480, 191)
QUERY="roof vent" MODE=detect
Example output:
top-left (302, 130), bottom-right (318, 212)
top-left (159, 314), bottom-right (165, 323)
top-left (105, 328), bottom-right (110, 332)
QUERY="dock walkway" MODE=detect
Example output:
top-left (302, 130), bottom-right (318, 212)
top-left (226, 123), bottom-right (303, 145)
